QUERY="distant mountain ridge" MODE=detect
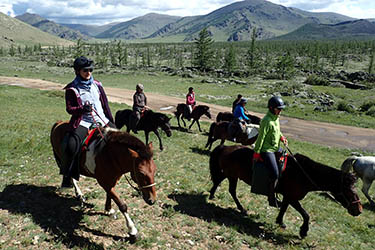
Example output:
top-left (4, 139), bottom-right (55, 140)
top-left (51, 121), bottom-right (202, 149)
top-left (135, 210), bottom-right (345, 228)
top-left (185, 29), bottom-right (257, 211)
top-left (0, 12), bottom-right (74, 48)
top-left (12, 0), bottom-right (375, 42)
top-left (15, 13), bottom-right (90, 40)
top-left (273, 19), bottom-right (375, 40)
top-left (96, 13), bottom-right (181, 39)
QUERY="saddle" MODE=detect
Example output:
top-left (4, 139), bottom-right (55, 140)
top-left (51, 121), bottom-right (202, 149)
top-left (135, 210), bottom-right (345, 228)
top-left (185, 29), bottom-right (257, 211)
top-left (251, 150), bottom-right (288, 196)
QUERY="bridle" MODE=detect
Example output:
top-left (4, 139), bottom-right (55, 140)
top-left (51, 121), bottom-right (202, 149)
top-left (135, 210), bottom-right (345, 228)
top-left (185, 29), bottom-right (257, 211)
top-left (285, 145), bottom-right (360, 207)
top-left (124, 156), bottom-right (156, 194)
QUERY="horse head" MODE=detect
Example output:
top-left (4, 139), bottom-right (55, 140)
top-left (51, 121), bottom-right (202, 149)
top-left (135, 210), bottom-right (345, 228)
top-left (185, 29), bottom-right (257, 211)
top-left (201, 105), bottom-right (212, 119)
top-left (156, 113), bottom-right (172, 137)
top-left (128, 142), bottom-right (157, 205)
top-left (332, 172), bottom-right (362, 216)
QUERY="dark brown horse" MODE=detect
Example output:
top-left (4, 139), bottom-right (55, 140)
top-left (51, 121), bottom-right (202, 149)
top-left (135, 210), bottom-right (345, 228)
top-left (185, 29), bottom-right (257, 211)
top-left (209, 145), bottom-right (362, 238)
top-left (50, 121), bottom-right (157, 242)
top-left (174, 104), bottom-right (212, 132)
top-left (216, 111), bottom-right (261, 124)
top-left (115, 109), bottom-right (172, 151)
top-left (205, 121), bottom-right (259, 150)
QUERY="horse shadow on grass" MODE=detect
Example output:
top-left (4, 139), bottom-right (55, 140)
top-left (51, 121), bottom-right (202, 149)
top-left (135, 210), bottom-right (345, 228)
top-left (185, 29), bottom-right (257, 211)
top-left (170, 125), bottom-right (190, 133)
top-left (190, 146), bottom-right (211, 156)
top-left (0, 184), bottom-right (131, 249)
top-left (167, 191), bottom-right (296, 246)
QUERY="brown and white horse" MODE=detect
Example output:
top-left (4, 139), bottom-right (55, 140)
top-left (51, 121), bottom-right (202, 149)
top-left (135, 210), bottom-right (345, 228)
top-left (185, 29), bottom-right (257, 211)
top-left (50, 121), bottom-right (157, 242)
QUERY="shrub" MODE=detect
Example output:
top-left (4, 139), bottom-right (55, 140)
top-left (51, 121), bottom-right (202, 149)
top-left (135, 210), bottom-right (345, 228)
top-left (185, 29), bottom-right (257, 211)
top-left (366, 106), bottom-right (375, 117)
top-left (360, 100), bottom-right (375, 112)
top-left (304, 74), bottom-right (330, 86)
top-left (337, 101), bottom-right (355, 113)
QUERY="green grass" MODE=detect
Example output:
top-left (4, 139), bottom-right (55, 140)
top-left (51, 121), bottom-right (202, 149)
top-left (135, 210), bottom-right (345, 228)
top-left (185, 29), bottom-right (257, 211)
top-left (1, 85), bottom-right (375, 249)
top-left (1, 56), bottom-right (375, 129)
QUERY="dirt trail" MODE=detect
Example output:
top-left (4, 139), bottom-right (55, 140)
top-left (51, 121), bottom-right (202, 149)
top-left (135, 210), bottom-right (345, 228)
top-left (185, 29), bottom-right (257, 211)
top-left (2, 76), bottom-right (375, 153)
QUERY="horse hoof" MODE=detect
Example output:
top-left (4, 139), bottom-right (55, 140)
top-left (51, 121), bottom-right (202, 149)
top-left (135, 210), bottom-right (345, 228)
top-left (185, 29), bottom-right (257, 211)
top-left (128, 234), bottom-right (139, 244)
top-left (299, 230), bottom-right (307, 238)
top-left (280, 223), bottom-right (286, 229)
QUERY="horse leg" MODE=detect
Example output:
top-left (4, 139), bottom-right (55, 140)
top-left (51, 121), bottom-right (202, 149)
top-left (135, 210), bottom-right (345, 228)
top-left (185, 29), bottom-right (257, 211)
top-left (145, 131), bottom-right (150, 145)
top-left (176, 114), bottom-right (182, 128)
top-left (71, 179), bottom-right (86, 205)
top-left (209, 175), bottom-right (225, 200)
top-left (275, 198), bottom-right (289, 229)
top-left (196, 120), bottom-right (202, 132)
top-left (153, 130), bottom-right (164, 151)
top-left (290, 200), bottom-right (310, 238)
top-left (181, 116), bottom-right (187, 127)
top-left (188, 120), bottom-right (196, 130)
top-left (104, 193), bottom-right (116, 216)
top-left (107, 187), bottom-right (138, 241)
top-left (220, 139), bottom-right (225, 146)
top-left (228, 177), bottom-right (246, 214)
top-left (361, 178), bottom-right (375, 205)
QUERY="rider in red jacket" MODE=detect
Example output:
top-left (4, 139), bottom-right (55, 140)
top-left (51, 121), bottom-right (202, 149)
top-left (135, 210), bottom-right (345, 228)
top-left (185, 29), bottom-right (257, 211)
top-left (185, 87), bottom-right (196, 119)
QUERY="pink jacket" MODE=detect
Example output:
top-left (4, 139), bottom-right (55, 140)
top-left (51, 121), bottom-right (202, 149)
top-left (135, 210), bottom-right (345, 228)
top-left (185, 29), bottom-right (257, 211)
top-left (186, 92), bottom-right (195, 106)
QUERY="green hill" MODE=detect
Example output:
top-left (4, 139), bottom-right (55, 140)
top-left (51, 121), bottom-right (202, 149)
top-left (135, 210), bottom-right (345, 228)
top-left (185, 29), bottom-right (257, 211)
top-left (96, 13), bottom-right (181, 39)
top-left (0, 12), bottom-right (74, 48)
top-left (273, 19), bottom-right (375, 40)
top-left (146, 0), bottom-right (354, 41)
top-left (16, 13), bottom-right (90, 41)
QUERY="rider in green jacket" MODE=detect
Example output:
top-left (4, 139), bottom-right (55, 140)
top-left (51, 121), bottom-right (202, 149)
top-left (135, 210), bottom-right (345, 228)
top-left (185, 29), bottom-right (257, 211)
top-left (253, 96), bottom-right (288, 207)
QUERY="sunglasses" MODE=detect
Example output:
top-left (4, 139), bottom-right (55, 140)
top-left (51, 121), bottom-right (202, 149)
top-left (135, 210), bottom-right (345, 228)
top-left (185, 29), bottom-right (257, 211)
top-left (82, 68), bottom-right (93, 73)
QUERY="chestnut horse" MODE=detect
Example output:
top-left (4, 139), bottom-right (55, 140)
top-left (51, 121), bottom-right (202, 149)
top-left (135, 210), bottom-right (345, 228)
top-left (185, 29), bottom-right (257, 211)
top-left (209, 145), bottom-right (362, 238)
top-left (174, 104), bottom-right (212, 132)
top-left (50, 121), bottom-right (157, 242)
top-left (115, 109), bottom-right (172, 151)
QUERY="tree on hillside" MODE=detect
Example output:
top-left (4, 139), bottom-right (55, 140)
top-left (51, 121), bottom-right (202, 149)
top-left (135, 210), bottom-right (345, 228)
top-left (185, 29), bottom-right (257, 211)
top-left (193, 27), bottom-right (214, 72)
top-left (224, 44), bottom-right (236, 74)
top-left (247, 27), bottom-right (257, 71)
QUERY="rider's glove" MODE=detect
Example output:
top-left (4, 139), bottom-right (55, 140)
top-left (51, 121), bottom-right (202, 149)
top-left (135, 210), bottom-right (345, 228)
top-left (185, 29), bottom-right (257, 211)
top-left (83, 102), bottom-right (92, 113)
top-left (253, 152), bottom-right (263, 162)
top-left (280, 136), bottom-right (288, 146)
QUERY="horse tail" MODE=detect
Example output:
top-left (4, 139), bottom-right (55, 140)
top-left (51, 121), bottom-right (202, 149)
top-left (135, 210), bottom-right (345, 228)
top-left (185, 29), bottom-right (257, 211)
top-left (209, 145), bottom-right (224, 183)
top-left (341, 156), bottom-right (358, 173)
top-left (205, 122), bottom-right (216, 148)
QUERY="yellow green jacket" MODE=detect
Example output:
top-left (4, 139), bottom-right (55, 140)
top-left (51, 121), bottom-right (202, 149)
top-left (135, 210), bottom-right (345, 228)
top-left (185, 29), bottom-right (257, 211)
top-left (254, 110), bottom-right (283, 153)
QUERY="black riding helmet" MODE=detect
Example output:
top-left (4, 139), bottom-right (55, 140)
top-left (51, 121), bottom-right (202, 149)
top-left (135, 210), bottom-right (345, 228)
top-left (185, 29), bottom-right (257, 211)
top-left (268, 96), bottom-right (285, 109)
top-left (73, 56), bottom-right (94, 71)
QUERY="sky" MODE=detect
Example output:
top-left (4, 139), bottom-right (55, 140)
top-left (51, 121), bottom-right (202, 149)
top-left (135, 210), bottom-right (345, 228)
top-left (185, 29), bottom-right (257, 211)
top-left (0, 0), bottom-right (374, 25)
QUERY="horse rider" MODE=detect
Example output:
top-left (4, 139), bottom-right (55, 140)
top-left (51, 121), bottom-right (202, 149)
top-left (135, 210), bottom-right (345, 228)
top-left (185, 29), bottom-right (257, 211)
top-left (233, 98), bottom-right (250, 123)
top-left (185, 87), bottom-right (196, 119)
top-left (130, 83), bottom-right (148, 134)
top-left (253, 96), bottom-right (288, 207)
top-left (232, 94), bottom-right (242, 113)
top-left (61, 56), bottom-right (115, 188)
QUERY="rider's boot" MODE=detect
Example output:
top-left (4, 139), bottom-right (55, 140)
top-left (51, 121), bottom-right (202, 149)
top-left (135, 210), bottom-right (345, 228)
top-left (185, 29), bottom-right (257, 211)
top-left (268, 180), bottom-right (281, 208)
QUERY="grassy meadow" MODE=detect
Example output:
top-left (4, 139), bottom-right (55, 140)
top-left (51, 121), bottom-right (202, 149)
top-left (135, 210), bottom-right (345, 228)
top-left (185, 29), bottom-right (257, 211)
top-left (1, 84), bottom-right (375, 249)
top-left (1, 56), bottom-right (375, 130)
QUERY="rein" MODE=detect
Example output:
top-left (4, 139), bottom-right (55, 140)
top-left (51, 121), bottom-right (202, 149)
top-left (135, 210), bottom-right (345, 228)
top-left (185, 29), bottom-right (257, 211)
top-left (124, 153), bottom-right (156, 194)
top-left (284, 145), bottom-right (342, 204)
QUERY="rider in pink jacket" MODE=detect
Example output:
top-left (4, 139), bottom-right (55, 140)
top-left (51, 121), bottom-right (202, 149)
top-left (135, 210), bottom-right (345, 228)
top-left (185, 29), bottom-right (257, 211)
top-left (185, 87), bottom-right (196, 118)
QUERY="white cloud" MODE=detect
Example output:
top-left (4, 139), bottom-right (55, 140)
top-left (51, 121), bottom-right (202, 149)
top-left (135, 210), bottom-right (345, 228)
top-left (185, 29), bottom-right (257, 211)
top-left (268, 0), bottom-right (375, 18)
top-left (0, 0), bottom-right (374, 25)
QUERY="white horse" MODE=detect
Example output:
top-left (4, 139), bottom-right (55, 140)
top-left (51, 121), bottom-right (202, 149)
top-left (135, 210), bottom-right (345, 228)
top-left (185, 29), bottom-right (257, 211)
top-left (341, 156), bottom-right (375, 205)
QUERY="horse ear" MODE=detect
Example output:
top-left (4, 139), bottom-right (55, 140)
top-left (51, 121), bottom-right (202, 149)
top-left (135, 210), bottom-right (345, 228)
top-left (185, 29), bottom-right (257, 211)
top-left (128, 148), bottom-right (139, 158)
top-left (148, 142), bottom-right (154, 151)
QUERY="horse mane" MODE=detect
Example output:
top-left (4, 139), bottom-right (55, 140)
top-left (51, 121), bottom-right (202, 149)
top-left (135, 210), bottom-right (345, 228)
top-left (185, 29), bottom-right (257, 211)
top-left (294, 153), bottom-right (357, 187)
top-left (104, 128), bottom-right (153, 160)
